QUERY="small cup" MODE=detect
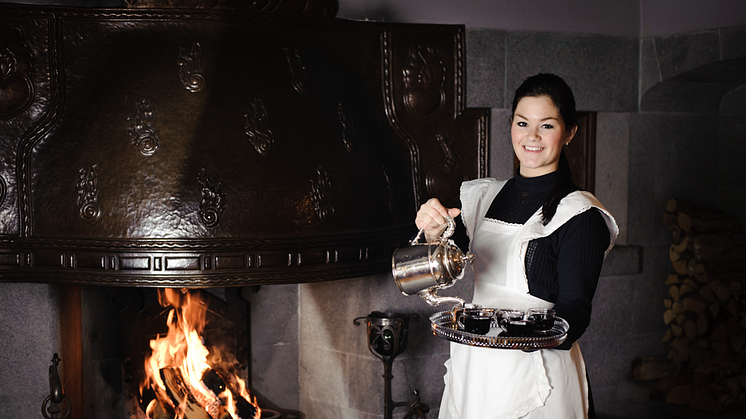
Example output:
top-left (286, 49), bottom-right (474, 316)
top-left (497, 309), bottom-right (524, 328)
top-left (528, 308), bottom-right (556, 333)
top-left (505, 317), bottom-right (535, 336)
top-left (497, 309), bottom-right (537, 336)
top-left (457, 308), bottom-right (494, 335)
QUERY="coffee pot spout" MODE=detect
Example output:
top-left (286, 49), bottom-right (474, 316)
top-left (417, 288), bottom-right (465, 307)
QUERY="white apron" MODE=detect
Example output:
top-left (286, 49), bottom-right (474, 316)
top-left (438, 178), bottom-right (618, 419)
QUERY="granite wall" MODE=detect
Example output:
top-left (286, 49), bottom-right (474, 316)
top-left (0, 283), bottom-right (60, 418)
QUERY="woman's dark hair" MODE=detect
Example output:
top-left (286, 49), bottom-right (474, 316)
top-left (511, 73), bottom-right (578, 225)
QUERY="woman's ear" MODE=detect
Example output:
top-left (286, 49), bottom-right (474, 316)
top-left (564, 124), bottom-right (578, 145)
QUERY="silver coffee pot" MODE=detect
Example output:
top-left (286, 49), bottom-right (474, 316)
top-left (391, 216), bottom-right (474, 306)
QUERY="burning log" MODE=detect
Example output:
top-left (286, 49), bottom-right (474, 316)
top-left (202, 369), bottom-right (226, 396)
top-left (161, 367), bottom-right (218, 419)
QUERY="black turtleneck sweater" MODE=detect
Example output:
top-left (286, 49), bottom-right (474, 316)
top-left (450, 172), bottom-right (610, 350)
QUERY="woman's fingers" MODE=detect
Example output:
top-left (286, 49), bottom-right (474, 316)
top-left (415, 199), bottom-right (445, 227)
top-left (415, 198), bottom-right (458, 241)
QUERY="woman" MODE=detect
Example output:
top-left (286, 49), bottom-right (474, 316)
top-left (415, 73), bottom-right (618, 419)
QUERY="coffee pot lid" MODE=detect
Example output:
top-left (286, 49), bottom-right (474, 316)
top-left (443, 240), bottom-right (468, 281)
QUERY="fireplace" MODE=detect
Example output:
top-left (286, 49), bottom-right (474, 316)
top-left (0, 1), bottom-right (487, 418)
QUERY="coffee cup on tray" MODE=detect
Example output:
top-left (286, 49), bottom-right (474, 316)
top-left (497, 309), bottom-right (536, 337)
top-left (528, 308), bottom-right (556, 333)
top-left (456, 307), bottom-right (494, 335)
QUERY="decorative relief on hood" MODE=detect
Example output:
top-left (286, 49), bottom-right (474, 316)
top-left (311, 165), bottom-right (334, 221)
top-left (178, 42), bottom-right (205, 93)
top-left (383, 165), bottom-right (396, 213)
top-left (403, 45), bottom-right (445, 119)
top-left (197, 168), bottom-right (225, 228)
top-left (0, 27), bottom-right (33, 119)
top-left (76, 164), bottom-right (102, 225)
top-left (244, 97), bottom-right (275, 156)
top-left (283, 47), bottom-right (310, 95)
top-left (426, 130), bottom-right (468, 206)
top-left (337, 102), bottom-right (357, 154)
top-left (0, 175), bottom-right (5, 208)
top-left (127, 98), bottom-right (160, 156)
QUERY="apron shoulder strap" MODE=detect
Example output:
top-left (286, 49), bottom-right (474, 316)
top-left (460, 178), bottom-right (506, 239)
top-left (521, 190), bottom-right (620, 257)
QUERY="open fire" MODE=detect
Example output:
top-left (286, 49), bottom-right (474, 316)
top-left (139, 289), bottom-right (261, 419)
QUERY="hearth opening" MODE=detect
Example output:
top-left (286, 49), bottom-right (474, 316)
top-left (55, 286), bottom-right (298, 419)
top-left (137, 288), bottom-right (259, 419)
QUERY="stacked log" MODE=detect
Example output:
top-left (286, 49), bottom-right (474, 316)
top-left (640, 198), bottom-right (746, 412)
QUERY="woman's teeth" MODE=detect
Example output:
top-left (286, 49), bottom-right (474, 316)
top-left (524, 145), bottom-right (543, 151)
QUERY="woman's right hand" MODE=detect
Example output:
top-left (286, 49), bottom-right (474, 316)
top-left (415, 198), bottom-right (461, 242)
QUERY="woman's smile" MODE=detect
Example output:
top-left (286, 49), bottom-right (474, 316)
top-left (523, 145), bottom-right (544, 152)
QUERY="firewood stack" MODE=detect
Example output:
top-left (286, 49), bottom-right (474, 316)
top-left (634, 198), bottom-right (746, 412)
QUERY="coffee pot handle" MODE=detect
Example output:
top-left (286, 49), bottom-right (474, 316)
top-left (410, 215), bottom-right (455, 245)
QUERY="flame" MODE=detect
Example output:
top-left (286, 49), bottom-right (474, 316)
top-left (140, 288), bottom-right (260, 419)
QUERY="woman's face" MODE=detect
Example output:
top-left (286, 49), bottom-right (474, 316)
top-left (510, 95), bottom-right (577, 177)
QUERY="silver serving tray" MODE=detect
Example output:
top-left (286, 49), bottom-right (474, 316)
top-left (429, 310), bottom-right (569, 350)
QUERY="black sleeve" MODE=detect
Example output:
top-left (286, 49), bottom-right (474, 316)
top-left (538, 208), bottom-right (610, 350)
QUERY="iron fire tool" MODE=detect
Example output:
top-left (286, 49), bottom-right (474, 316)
top-left (353, 311), bottom-right (429, 419)
top-left (42, 353), bottom-right (71, 419)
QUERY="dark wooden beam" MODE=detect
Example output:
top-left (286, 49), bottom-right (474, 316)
top-left (58, 285), bottom-right (84, 419)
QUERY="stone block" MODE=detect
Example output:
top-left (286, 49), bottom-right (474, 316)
top-left (348, 354), bottom-right (384, 413)
top-left (641, 81), bottom-right (738, 113)
top-left (299, 346), bottom-right (350, 407)
top-left (300, 396), bottom-right (379, 419)
top-left (721, 26), bottom-right (746, 60)
top-left (0, 283), bottom-right (59, 419)
top-left (600, 245), bottom-right (642, 277)
top-left (596, 112), bottom-right (630, 244)
top-left (465, 28), bottom-right (506, 108)
top-left (505, 32), bottom-right (638, 112)
top-left (490, 109), bottom-right (514, 180)
top-left (654, 31), bottom-right (720, 80)
top-left (628, 113), bottom-right (658, 244)
top-left (640, 38), bottom-right (661, 103)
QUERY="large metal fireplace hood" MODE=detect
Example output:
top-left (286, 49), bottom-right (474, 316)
top-left (0, 1), bottom-right (488, 287)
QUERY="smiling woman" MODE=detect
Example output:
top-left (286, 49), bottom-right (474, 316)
top-left (414, 73), bottom-right (619, 419)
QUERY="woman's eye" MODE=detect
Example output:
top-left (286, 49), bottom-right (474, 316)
top-left (542, 123), bottom-right (554, 129)
top-left (516, 121), bottom-right (527, 127)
